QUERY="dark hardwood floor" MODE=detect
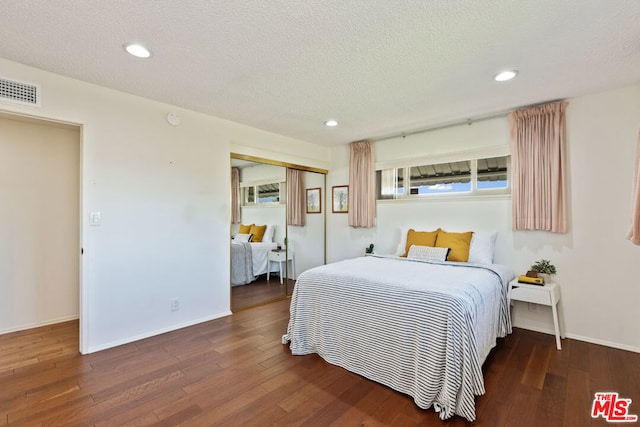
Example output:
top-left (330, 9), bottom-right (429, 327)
top-left (1, 299), bottom-right (639, 426)
top-left (231, 275), bottom-right (288, 311)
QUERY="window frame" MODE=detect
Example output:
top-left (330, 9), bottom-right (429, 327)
top-left (240, 178), bottom-right (285, 206)
top-left (375, 147), bottom-right (511, 201)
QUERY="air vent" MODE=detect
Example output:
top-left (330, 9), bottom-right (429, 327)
top-left (0, 77), bottom-right (41, 107)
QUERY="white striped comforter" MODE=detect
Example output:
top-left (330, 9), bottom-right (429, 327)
top-left (284, 255), bottom-right (514, 421)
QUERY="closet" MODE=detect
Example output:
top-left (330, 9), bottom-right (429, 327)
top-left (230, 153), bottom-right (326, 310)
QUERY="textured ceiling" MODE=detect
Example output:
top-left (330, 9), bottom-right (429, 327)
top-left (0, 1), bottom-right (639, 147)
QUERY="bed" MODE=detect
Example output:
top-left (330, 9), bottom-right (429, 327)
top-left (283, 253), bottom-right (514, 421)
top-left (231, 241), bottom-right (278, 286)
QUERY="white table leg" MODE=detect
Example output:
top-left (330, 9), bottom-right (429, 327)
top-left (279, 260), bottom-right (283, 285)
top-left (552, 303), bottom-right (562, 350)
top-left (557, 302), bottom-right (566, 338)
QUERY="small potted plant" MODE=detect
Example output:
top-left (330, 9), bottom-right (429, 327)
top-left (528, 259), bottom-right (557, 282)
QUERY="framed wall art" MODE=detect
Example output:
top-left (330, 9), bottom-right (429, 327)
top-left (332, 185), bottom-right (348, 213)
top-left (306, 187), bottom-right (321, 213)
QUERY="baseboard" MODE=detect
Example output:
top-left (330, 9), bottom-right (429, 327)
top-left (85, 310), bottom-right (233, 354)
top-left (0, 315), bottom-right (79, 335)
top-left (513, 323), bottom-right (640, 354)
top-left (563, 332), bottom-right (640, 354)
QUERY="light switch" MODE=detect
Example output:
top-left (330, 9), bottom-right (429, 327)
top-left (89, 211), bottom-right (101, 226)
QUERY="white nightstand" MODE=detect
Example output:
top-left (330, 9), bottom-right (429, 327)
top-left (267, 249), bottom-right (295, 285)
top-left (508, 280), bottom-right (563, 350)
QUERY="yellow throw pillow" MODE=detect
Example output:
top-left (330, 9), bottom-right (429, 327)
top-left (249, 224), bottom-right (267, 243)
top-left (403, 228), bottom-right (441, 257)
top-left (435, 230), bottom-right (473, 262)
top-left (238, 223), bottom-right (253, 234)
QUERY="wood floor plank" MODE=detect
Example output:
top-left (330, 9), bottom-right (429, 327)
top-left (521, 343), bottom-right (552, 390)
top-left (2, 298), bottom-right (639, 426)
top-left (563, 367), bottom-right (592, 427)
top-left (329, 384), bottom-right (398, 427)
top-left (502, 383), bottom-right (542, 427)
top-left (567, 338), bottom-right (591, 373)
top-left (149, 394), bottom-right (200, 424)
top-left (276, 362), bottom-right (345, 413)
top-left (8, 394), bottom-right (96, 426)
top-left (588, 342), bottom-right (612, 396)
top-left (231, 276), bottom-right (287, 311)
top-left (115, 412), bottom-right (161, 427)
top-left (94, 389), bottom-right (185, 427)
top-left (532, 372), bottom-right (568, 427)
top-left (298, 374), bottom-right (370, 426)
top-left (475, 329), bottom-right (525, 426)
top-left (188, 385), bottom-right (271, 425)
top-left (608, 346), bottom-right (640, 399)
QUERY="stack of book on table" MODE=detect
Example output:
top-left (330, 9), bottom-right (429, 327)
top-left (517, 275), bottom-right (545, 285)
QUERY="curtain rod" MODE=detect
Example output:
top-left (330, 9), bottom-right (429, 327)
top-left (370, 111), bottom-right (510, 143)
top-left (369, 99), bottom-right (566, 143)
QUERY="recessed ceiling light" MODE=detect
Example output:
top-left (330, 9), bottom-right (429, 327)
top-left (123, 43), bottom-right (152, 58)
top-left (324, 119), bottom-right (338, 127)
top-left (494, 70), bottom-right (518, 82)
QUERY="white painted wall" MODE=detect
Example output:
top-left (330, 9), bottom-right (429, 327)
top-left (236, 162), bottom-right (287, 244)
top-left (287, 171), bottom-right (326, 279)
top-left (327, 83), bottom-right (640, 352)
top-left (0, 116), bottom-right (80, 333)
top-left (0, 58), bottom-right (329, 353)
top-left (238, 162), bottom-right (286, 184)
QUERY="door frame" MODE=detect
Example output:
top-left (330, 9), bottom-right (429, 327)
top-left (0, 109), bottom-right (86, 353)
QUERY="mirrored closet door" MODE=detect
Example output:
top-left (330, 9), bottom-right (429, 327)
top-left (230, 154), bottom-right (327, 310)
top-left (230, 157), bottom-right (287, 310)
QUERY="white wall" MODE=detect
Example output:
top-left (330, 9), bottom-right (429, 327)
top-left (238, 162), bottom-right (286, 183)
top-left (0, 58), bottom-right (330, 353)
top-left (237, 162), bottom-right (287, 243)
top-left (327, 83), bottom-right (640, 352)
top-left (287, 171), bottom-right (326, 279)
top-left (0, 115), bottom-right (80, 333)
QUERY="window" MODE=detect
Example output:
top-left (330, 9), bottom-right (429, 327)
top-left (476, 156), bottom-right (508, 190)
top-left (376, 155), bottom-right (510, 199)
top-left (242, 181), bottom-right (284, 205)
top-left (245, 186), bottom-right (255, 204)
top-left (256, 183), bottom-right (279, 203)
top-left (377, 167), bottom-right (404, 199)
top-left (409, 161), bottom-right (471, 195)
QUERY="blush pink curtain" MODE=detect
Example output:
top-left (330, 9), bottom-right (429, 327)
top-left (287, 168), bottom-right (306, 227)
top-left (509, 101), bottom-right (568, 233)
top-left (348, 140), bottom-right (376, 228)
top-left (231, 167), bottom-right (240, 224)
top-left (627, 130), bottom-right (640, 245)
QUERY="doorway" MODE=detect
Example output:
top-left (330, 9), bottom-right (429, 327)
top-left (0, 112), bottom-right (81, 350)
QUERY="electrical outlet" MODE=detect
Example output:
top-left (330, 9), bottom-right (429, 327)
top-left (171, 298), bottom-right (180, 311)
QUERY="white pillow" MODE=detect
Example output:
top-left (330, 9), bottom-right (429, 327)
top-left (395, 228), bottom-right (410, 256)
top-left (468, 231), bottom-right (497, 264)
top-left (263, 225), bottom-right (275, 243)
top-left (234, 233), bottom-right (252, 243)
top-left (407, 245), bottom-right (450, 262)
